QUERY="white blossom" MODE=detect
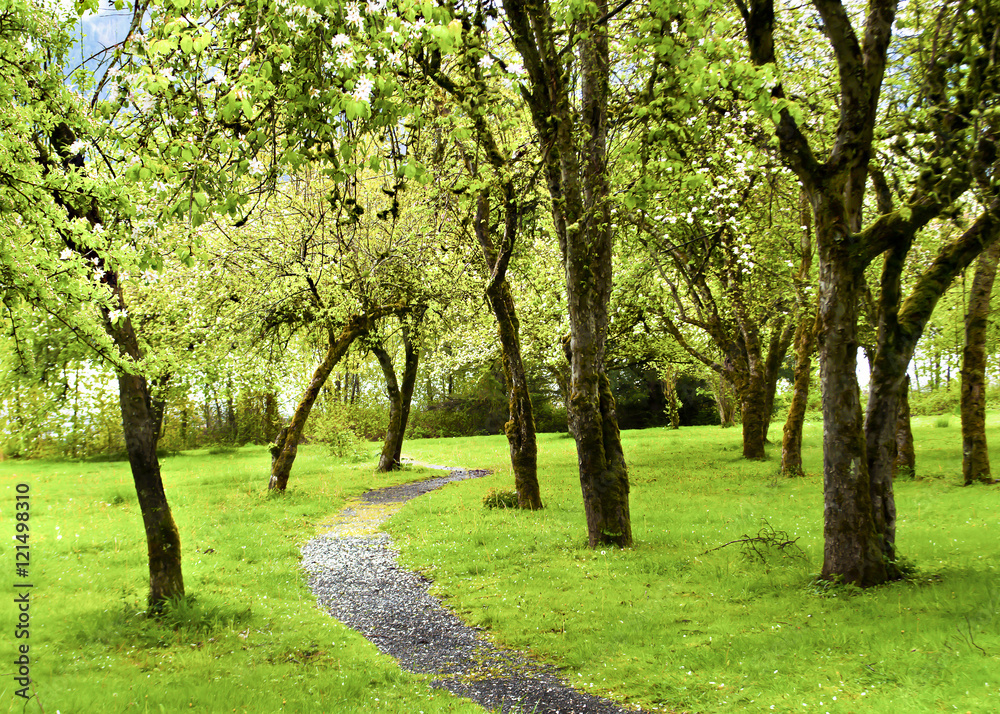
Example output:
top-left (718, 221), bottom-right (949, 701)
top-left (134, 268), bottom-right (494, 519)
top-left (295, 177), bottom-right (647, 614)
top-left (352, 75), bottom-right (375, 102)
top-left (345, 2), bottom-right (363, 29)
top-left (478, 55), bottom-right (494, 70)
top-left (59, 248), bottom-right (74, 260)
top-left (332, 33), bottom-right (351, 48)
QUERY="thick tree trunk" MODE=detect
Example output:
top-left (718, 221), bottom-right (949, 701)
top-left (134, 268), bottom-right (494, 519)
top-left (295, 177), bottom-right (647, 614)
top-left (373, 318), bottom-right (421, 473)
top-left (817, 237), bottom-right (887, 587)
top-left (504, 0), bottom-right (630, 545)
top-left (740, 376), bottom-right (767, 459)
top-left (269, 316), bottom-right (380, 491)
top-left (894, 375), bottom-right (915, 478)
top-left (961, 239), bottom-right (1000, 484)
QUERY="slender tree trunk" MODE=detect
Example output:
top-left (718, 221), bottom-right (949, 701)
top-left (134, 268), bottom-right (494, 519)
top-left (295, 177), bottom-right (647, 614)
top-left (491, 280), bottom-right (542, 508)
top-left (782, 313), bottom-right (817, 477)
top-left (110, 311), bottom-right (184, 610)
top-left (894, 375), bottom-right (915, 478)
top-left (762, 318), bottom-right (795, 444)
top-left (474, 191), bottom-right (542, 509)
top-left (961, 239), bottom-right (1000, 484)
top-left (270, 316), bottom-right (383, 491)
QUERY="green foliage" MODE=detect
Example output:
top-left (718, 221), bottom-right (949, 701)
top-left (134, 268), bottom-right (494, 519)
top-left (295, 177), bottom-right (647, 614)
top-left (307, 407), bottom-right (374, 463)
top-left (393, 422), bottom-right (1000, 713)
top-left (0, 445), bottom-right (480, 713)
top-left (934, 415), bottom-right (951, 428)
top-left (482, 489), bottom-right (519, 509)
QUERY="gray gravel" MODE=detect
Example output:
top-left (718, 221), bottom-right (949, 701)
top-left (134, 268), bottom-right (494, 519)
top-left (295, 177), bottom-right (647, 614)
top-left (301, 468), bottom-right (643, 714)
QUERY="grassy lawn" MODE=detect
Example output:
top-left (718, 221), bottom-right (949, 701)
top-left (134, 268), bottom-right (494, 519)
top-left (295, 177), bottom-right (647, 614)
top-left (0, 445), bottom-right (482, 713)
top-left (1, 415), bottom-right (997, 713)
top-left (393, 416), bottom-right (1000, 713)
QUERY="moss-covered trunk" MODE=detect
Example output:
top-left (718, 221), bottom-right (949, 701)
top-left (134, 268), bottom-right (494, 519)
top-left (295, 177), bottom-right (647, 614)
top-left (894, 375), bottom-right (915, 478)
top-left (490, 280), bottom-right (542, 509)
top-left (504, 0), bottom-right (630, 544)
top-left (961, 239), bottom-right (999, 484)
top-left (782, 312), bottom-right (816, 476)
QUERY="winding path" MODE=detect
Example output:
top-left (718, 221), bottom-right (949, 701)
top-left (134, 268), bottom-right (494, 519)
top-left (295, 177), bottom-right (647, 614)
top-left (301, 467), bottom-right (644, 714)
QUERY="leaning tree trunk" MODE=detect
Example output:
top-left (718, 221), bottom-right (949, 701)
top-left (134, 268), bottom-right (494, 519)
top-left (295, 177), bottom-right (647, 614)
top-left (110, 311), bottom-right (184, 610)
top-left (372, 318), bottom-right (421, 473)
top-left (894, 375), bottom-right (915, 478)
top-left (269, 317), bottom-right (376, 491)
top-left (961, 239), bottom-right (1000, 484)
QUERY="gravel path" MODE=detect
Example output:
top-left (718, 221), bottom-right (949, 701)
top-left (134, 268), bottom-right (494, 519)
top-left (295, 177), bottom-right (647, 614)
top-left (301, 467), bottom-right (643, 714)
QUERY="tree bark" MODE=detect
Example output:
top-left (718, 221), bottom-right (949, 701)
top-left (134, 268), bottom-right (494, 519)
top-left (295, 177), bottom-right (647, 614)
top-left (894, 375), bottom-right (915, 478)
top-left (816, 233), bottom-right (888, 587)
top-left (782, 313), bottom-right (817, 476)
top-left (106, 298), bottom-right (184, 610)
top-left (373, 314), bottom-right (422, 473)
top-left (269, 312), bottom-right (392, 490)
top-left (662, 366), bottom-right (680, 429)
top-left (504, 0), bottom-right (630, 545)
top-left (961, 239), bottom-right (1000, 484)
top-left (418, 32), bottom-right (542, 509)
top-left (761, 318), bottom-right (795, 444)
top-left (475, 192), bottom-right (542, 509)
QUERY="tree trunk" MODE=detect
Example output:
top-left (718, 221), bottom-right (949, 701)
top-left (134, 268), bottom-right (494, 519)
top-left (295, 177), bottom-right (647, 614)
top-left (713, 374), bottom-right (737, 427)
top-left (504, 0), bottom-right (630, 545)
top-left (961, 239), bottom-right (1000, 484)
top-left (740, 375), bottom-right (767, 459)
top-left (662, 366), bottom-right (680, 429)
top-left (781, 313), bottom-right (817, 477)
top-left (894, 375), bottom-right (915, 478)
top-left (762, 318), bottom-right (795, 444)
top-left (110, 311), bottom-right (184, 610)
top-left (373, 315), bottom-right (422, 473)
top-left (269, 315), bottom-right (384, 491)
top-left (817, 235), bottom-right (887, 587)
top-left (474, 191), bottom-right (542, 509)
top-left (491, 279), bottom-right (542, 509)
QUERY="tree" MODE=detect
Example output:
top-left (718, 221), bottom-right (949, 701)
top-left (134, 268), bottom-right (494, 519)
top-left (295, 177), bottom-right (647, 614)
top-left (736, 0), bottom-right (1000, 585)
top-left (501, 0), bottom-right (631, 545)
top-left (960, 239), bottom-right (1000, 484)
top-left (1, 0), bottom-right (185, 608)
top-left (370, 309), bottom-right (425, 472)
top-left (413, 11), bottom-right (544, 508)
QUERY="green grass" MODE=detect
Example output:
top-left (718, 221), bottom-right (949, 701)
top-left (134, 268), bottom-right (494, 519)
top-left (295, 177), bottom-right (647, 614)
top-left (2, 418), bottom-right (998, 713)
top-left (391, 418), bottom-right (1000, 713)
top-left (0, 445), bottom-right (482, 714)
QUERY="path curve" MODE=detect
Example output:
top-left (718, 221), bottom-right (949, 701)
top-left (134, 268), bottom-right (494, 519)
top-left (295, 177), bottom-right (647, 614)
top-left (301, 466), bottom-right (643, 714)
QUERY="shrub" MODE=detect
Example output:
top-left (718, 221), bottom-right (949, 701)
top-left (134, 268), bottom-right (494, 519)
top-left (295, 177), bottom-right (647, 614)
top-left (482, 489), bottom-right (519, 509)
